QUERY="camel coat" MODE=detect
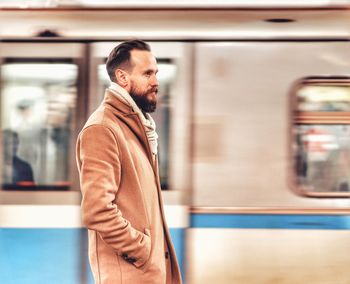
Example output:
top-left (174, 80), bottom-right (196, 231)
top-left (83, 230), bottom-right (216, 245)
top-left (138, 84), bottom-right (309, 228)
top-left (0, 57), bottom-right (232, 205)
top-left (76, 90), bottom-right (182, 284)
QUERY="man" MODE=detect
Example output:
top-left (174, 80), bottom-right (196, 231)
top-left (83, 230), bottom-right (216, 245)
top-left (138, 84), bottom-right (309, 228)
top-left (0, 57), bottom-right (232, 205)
top-left (2, 129), bottom-right (34, 186)
top-left (76, 40), bottom-right (182, 284)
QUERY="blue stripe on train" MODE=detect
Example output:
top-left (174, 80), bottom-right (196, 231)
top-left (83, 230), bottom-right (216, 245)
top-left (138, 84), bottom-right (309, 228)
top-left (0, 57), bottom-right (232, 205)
top-left (3, 214), bottom-right (348, 284)
top-left (0, 228), bottom-right (185, 284)
top-left (191, 213), bottom-right (350, 230)
top-left (0, 229), bottom-right (83, 284)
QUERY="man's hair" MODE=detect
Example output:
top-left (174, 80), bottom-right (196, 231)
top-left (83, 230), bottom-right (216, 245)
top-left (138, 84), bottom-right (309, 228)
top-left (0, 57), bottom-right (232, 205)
top-left (106, 40), bottom-right (151, 82)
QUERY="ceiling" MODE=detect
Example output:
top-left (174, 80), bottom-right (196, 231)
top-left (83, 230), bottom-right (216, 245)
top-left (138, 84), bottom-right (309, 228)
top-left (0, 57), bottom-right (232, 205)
top-left (0, 0), bottom-right (350, 9)
top-left (1, 8), bottom-right (350, 40)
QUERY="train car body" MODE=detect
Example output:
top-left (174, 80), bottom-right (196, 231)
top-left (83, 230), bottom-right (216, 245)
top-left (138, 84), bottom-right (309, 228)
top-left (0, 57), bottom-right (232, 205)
top-left (0, 6), bottom-right (350, 284)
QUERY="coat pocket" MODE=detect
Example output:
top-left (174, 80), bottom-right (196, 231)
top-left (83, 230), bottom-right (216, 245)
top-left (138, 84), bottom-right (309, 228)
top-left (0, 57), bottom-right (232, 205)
top-left (118, 228), bottom-right (152, 270)
top-left (137, 228), bottom-right (152, 272)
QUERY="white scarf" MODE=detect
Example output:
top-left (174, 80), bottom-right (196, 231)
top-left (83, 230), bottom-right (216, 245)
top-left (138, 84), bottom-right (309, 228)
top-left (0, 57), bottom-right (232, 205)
top-left (108, 82), bottom-right (158, 156)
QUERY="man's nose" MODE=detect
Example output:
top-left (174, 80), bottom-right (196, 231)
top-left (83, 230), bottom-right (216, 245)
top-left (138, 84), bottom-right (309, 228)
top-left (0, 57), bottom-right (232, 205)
top-left (151, 75), bottom-right (159, 87)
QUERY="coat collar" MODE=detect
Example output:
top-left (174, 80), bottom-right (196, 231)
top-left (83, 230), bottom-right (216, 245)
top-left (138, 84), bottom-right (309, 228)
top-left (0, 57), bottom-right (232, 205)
top-left (104, 88), bottom-right (134, 116)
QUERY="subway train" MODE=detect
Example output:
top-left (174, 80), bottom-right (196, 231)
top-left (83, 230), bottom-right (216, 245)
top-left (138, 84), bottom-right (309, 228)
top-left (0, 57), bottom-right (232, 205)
top-left (1, 5), bottom-right (350, 284)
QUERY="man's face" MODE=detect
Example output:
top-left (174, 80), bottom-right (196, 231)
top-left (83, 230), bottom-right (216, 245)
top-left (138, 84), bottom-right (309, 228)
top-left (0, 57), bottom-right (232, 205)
top-left (128, 50), bottom-right (159, 113)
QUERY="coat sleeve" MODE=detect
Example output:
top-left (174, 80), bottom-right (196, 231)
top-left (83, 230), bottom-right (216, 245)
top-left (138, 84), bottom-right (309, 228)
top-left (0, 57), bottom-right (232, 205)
top-left (76, 124), bottom-right (151, 268)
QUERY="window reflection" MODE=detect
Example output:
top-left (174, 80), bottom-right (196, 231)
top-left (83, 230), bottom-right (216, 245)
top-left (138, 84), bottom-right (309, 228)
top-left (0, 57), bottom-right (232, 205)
top-left (1, 62), bottom-right (77, 190)
top-left (297, 85), bottom-right (350, 112)
top-left (294, 125), bottom-right (350, 192)
top-left (98, 60), bottom-right (176, 189)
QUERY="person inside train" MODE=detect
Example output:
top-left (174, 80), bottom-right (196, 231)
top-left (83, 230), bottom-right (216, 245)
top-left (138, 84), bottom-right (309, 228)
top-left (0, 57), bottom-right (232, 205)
top-left (2, 129), bottom-right (34, 186)
top-left (76, 40), bottom-right (182, 284)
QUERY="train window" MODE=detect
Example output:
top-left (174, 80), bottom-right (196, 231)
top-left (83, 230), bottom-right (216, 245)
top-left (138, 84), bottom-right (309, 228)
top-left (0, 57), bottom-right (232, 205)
top-left (98, 59), bottom-right (176, 189)
top-left (0, 59), bottom-right (77, 190)
top-left (293, 78), bottom-right (350, 196)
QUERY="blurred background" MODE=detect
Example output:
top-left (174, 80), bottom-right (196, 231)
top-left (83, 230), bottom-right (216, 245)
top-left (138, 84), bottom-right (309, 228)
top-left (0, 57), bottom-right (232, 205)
top-left (2, 1), bottom-right (350, 283)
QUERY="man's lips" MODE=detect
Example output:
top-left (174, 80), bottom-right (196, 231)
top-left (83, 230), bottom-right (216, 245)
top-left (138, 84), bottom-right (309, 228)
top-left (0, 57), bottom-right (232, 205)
top-left (148, 89), bottom-right (158, 95)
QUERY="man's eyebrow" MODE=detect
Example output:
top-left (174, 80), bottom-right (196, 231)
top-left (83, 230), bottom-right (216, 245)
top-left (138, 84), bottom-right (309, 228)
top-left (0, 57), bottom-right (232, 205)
top-left (143, 68), bottom-right (158, 74)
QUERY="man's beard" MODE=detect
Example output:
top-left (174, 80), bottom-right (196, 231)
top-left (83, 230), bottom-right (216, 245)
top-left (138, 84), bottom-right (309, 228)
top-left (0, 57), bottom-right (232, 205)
top-left (130, 86), bottom-right (158, 113)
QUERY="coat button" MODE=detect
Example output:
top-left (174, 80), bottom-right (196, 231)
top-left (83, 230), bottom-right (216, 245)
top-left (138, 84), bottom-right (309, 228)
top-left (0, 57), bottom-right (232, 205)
top-left (165, 252), bottom-right (169, 259)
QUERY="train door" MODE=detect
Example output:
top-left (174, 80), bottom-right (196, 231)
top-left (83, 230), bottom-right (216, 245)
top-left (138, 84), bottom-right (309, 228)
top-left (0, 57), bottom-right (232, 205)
top-left (189, 41), bottom-right (350, 284)
top-left (0, 42), bottom-right (87, 284)
top-left (88, 41), bottom-right (192, 281)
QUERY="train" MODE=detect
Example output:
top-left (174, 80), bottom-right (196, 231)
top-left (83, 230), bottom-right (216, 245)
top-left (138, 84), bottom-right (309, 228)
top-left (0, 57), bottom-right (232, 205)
top-left (1, 5), bottom-right (350, 284)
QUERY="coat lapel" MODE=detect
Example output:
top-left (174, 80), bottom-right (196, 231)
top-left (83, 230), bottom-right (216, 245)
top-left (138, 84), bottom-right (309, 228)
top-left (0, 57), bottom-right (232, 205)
top-left (103, 90), bottom-right (154, 168)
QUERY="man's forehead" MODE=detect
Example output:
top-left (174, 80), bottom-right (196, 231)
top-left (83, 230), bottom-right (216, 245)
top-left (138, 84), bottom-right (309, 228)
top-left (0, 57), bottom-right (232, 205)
top-left (130, 50), bottom-right (157, 65)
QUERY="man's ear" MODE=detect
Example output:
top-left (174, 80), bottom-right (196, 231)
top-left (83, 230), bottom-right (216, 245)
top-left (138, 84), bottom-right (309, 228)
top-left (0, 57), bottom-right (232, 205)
top-left (115, 69), bottom-right (129, 87)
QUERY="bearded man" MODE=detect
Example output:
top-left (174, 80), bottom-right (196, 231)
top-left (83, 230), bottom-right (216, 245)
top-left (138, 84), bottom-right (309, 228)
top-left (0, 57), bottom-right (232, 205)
top-left (76, 40), bottom-right (182, 284)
